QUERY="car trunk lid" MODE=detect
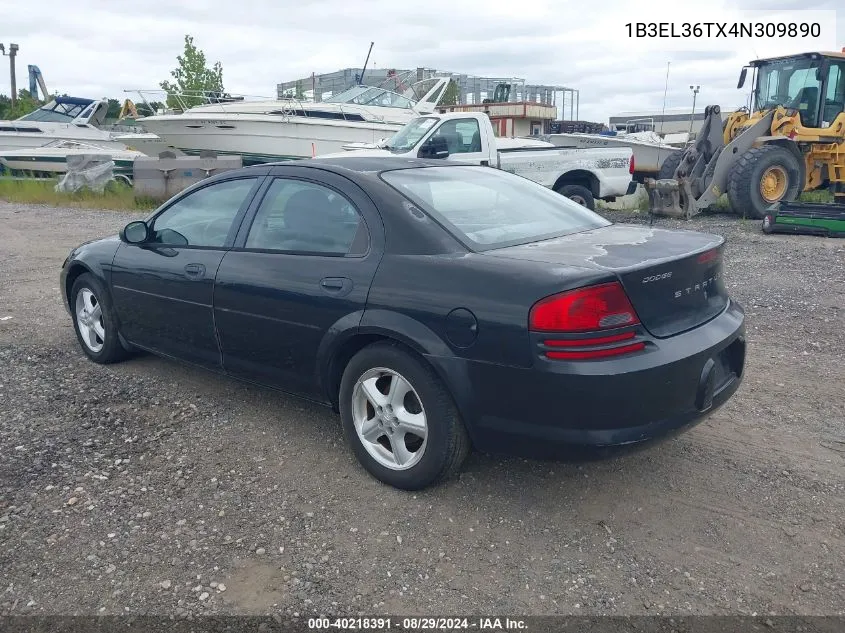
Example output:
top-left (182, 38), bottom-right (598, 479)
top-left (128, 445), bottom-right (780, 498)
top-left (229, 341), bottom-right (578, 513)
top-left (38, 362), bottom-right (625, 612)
top-left (486, 224), bottom-right (728, 338)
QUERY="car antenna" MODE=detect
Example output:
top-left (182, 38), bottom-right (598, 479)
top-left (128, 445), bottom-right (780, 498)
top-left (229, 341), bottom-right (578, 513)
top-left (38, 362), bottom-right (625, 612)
top-left (651, 60), bottom-right (670, 228)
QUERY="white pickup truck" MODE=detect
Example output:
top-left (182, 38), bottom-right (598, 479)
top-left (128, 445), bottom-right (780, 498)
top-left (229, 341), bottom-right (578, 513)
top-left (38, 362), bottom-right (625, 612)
top-left (320, 112), bottom-right (636, 210)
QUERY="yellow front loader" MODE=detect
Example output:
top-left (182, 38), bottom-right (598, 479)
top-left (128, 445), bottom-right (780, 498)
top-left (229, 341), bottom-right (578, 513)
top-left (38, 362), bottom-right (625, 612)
top-left (646, 50), bottom-right (845, 219)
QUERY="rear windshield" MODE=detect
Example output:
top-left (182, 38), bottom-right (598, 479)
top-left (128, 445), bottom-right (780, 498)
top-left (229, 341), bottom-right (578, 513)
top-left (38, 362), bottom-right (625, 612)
top-left (380, 166), bottom-right (610, 250)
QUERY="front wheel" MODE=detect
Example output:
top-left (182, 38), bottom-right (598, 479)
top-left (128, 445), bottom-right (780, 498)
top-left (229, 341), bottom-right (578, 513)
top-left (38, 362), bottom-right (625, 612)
top-left (339, 342), bottom-right (470, 490)
top-left (727, 145), bottom-right (802, 219)
top-left (70, 273), bottom-right (129, 364)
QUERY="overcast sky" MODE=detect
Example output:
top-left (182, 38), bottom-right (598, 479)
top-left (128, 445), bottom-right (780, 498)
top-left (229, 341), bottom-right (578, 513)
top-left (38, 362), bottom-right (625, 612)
top-left (3, 0), bottom-right (843, 123)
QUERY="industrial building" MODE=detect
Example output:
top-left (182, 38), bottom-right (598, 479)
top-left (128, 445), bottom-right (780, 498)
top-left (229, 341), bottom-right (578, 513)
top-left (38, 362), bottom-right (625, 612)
top-left (608, 108), bottom-right (712, 135)
top-left (436, 101), bottom-right (559, 137)
top-left (276, 67), bottom-right (580, 120)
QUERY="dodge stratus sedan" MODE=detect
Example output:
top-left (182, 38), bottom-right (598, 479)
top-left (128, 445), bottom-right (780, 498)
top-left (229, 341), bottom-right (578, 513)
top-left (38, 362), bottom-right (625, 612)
top-left (61, 157), bottom-right (746, 490)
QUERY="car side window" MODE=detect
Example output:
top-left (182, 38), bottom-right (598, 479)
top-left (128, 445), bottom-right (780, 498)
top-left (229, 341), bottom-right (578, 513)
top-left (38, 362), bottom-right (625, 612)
top-left (245, 178), bottom-right (367, 255)
top-left (432, 118), bottom-right (482, 154)
top-left (149, 178), bottom-right (257, 247)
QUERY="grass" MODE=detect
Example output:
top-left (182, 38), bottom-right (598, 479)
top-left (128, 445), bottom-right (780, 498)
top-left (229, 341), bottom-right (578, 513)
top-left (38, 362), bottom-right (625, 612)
top-left (0, 177), bottom-right (158, 212)
top-left (798, 189), bottom-right (835, 203)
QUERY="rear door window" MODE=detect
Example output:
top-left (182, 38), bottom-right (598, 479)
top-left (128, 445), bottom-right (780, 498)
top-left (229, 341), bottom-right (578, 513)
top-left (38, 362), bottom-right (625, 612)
top-left (244, 178), bottom-right (368, 256)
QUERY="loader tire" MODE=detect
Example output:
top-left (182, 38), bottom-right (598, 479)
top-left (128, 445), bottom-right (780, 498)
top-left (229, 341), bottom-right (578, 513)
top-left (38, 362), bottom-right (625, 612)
top-left (658, 151), bottom-right (684, 180)
top-left (727, 145), bottom-right (801, 219)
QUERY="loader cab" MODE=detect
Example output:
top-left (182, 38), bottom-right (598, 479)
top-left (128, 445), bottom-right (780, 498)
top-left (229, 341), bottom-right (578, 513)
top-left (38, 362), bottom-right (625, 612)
top-left (748, 52), bottom-right (845, 129)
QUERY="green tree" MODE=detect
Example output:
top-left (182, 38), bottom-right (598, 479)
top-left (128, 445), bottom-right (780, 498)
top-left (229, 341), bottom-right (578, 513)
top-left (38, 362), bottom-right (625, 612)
top-left (136, 100), bottom-right (164, 117)
top-left (106, 98), bottom-right (122, 119)
top-left (160, 35), bottom-right (224, 109)
top-left (295, 80), bottom-right (304, 100)
top-left (0, 89), bottom-right (41, 120)
top-left (440, 80), bottom-right (461, 106)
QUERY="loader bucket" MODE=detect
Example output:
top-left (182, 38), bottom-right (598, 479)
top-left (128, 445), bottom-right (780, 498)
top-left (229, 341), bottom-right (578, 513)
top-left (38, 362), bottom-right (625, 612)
top-left (644, 178), bottom-right (690, 219)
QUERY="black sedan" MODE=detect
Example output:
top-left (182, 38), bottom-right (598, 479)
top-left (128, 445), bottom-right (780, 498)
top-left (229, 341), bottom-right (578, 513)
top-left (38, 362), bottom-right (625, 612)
top-left (60, 157), bottom-right (746, 490)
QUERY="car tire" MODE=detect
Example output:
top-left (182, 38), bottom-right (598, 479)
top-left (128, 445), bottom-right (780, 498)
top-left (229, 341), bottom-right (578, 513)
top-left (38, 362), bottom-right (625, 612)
top-left (339, 341), bottom-right (470, 490)
top-left (556, 184), bottom-right (595, 210)
top-left (70, 273), bottom-right (129, 364)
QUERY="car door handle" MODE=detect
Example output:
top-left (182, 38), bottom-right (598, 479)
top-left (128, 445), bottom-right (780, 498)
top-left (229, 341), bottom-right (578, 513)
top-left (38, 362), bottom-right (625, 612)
top-left (184, 263), bottom-right (206, 279)
top-left (320, 277), bottom-right (352, 296)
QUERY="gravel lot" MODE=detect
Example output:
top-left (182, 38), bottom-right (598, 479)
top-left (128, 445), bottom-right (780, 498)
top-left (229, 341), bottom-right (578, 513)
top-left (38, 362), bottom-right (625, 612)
top-left (1, 200), bottom-right (843, 617)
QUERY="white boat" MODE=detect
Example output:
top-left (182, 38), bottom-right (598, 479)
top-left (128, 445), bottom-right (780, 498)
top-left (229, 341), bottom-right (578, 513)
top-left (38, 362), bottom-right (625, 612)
top-left (0, 139), bottom-right (143, 181)
top-left (541, 130), bottom-right (686, 177)
top-left (0, 96), bottom-right (129, 151)
top-left (134, 77), bottom-right (452, 165)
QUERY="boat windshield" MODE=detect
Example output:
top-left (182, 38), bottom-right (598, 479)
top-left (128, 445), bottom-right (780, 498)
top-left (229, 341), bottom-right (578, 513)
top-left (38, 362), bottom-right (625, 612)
top-left (325, 86), bottom-right (414, 109)
top-left (17, 98), bottom-right (95, 122)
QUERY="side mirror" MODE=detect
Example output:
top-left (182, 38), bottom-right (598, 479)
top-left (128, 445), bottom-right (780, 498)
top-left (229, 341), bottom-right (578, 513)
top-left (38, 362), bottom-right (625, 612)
top-left (418, 135), bottom-right (449, 159)
top-left (121, 220), bottom-right (149, 244)
top-left (737, 67), bottom-right (748, 89)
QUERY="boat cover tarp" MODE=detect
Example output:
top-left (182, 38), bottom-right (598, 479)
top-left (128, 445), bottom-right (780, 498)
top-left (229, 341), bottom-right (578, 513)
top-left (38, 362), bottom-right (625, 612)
top-left (55, 154), bottom-right (115, 193)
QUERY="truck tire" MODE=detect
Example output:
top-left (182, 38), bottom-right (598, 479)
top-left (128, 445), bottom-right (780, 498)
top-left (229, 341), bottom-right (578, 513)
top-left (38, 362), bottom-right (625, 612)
top-left (727, 145), bottom-right (802, 219)
top-left (556, 184), bottom-right (595, 210)
top-left (658, 151), bottom-right (683, 180)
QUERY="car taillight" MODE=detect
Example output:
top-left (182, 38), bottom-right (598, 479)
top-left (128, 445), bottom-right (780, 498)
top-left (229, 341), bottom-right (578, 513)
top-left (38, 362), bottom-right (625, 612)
top-left (529, 282), bottom-right (645, 360)
top-left (697, 248), bottom-right (720, 264)
top-left (629, 154), bottom-right (635, 174)
top-left (529, 282), bottom-right (639, 332)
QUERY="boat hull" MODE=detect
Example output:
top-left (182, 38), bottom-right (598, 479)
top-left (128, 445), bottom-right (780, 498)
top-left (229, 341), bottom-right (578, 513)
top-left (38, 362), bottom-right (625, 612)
top-left (0, 128), bottom-right (128, 152)
top-left (0, 153), bottom-right (138, 178)
top-left (139, 115), bottom-right (407, 164)
top-left (112, 133), bottom-right (186, 158)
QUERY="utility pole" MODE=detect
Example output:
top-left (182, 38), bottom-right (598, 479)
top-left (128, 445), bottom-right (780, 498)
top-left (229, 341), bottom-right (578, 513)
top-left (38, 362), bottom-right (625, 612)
top-left (0, 43), bottom-right (19, 106)
top-left (689, 84), bottom-right (700, 136)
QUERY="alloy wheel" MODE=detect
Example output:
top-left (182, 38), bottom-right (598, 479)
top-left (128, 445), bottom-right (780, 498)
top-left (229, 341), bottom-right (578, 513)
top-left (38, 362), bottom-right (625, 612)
top-left (351, 367), bottom-right (428, 470)
top-left (75, 288), bottom-right (106, 354)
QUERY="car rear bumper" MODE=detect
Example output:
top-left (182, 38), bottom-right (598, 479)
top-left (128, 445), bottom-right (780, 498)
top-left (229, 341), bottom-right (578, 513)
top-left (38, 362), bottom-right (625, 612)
top-left (426, 300), bottom-right (746, 459)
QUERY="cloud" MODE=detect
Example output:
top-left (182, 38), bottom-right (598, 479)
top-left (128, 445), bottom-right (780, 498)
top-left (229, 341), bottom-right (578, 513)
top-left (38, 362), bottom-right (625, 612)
top-left (1, 0), bottom-right (842, 123)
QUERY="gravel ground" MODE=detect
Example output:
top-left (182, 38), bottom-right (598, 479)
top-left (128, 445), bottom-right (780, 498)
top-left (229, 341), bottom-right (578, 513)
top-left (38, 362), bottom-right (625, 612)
top-left (0, 201), bottom-right (844, 617)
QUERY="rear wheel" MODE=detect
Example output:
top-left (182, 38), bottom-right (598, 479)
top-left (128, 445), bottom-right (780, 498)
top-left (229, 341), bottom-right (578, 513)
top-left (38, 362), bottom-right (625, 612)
top-left (339, 341), bottom-right (470, 490)
top-left (556, 184), bottom-right (595, 210)
top-left (727, 145), bottom-right (802, 219)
